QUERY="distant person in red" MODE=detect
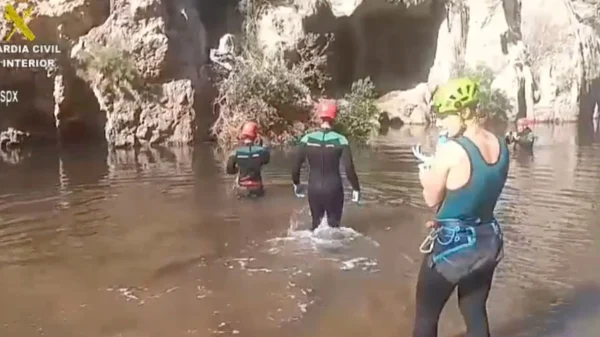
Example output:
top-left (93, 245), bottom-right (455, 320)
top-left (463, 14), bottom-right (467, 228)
top-left (226, 121), bottom-right (270, 198)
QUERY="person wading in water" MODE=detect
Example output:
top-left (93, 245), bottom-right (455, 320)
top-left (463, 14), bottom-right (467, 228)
top-left (291, 99), bottom-right (361, 230)
top-left (412, 77), bottom-right (509, 337)
top-left (226, 121), bottom-right (270, 198)
top-left (505, 118), bottom-right (535, 152)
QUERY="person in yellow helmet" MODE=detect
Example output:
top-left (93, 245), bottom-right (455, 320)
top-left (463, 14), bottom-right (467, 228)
top-left (412, 78), bottom-right (509, 337)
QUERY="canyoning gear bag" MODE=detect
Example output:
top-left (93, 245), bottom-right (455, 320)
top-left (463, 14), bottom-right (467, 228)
top-left (426, 218), bottom-right (503, 283)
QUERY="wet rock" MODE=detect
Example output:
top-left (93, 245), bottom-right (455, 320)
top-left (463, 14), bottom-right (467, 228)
top-left (0, 128), bottom-right (32, 164)
top-left (1, 0), bottom-right (211, 147)
top-left (0, 0), bottom-right (110, 139)
top-left (0, 128), bottom-right (30, 150)
top-left (376, 83), bottom-right (432, 125)
top-left (70, 0), bottom-right (207, 147)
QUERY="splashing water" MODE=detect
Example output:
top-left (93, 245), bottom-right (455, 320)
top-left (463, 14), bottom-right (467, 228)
top-left (262, 206), bottom-right (380, 272)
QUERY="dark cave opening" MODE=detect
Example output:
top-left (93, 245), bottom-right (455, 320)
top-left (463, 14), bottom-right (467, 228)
top-left (306, 0), bottom-right (446, 95)
top-left (196, 0), bottom-right (242, 51)
top-left (577, 77), bottom-right (600, 144)
top-left (57, 69), bottom-right (106, 145)
top-left (0, 70), bottom-right (106, 149)
top-left (0, 74), bottom-right (57, 141)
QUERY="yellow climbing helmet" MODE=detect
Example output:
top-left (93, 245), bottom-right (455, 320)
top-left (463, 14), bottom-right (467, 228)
top-left (431, 77), bottom-right (480, 115)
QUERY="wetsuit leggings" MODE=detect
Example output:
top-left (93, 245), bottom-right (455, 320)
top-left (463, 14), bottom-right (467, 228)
top-left (307, 187), bottom-right (344, 230)
top-left (413, 257), bottom-right (496, 337)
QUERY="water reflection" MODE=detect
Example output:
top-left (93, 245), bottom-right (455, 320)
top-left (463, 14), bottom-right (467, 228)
top-left (0, 124), bottom-right (598, 336)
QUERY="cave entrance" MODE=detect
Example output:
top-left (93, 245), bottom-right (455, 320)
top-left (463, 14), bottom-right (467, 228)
top-left (0, 72), bottom-right (57, 141)
top-left (57, 68), bottom-right (106, 146)
top-left (577, 77), bottom-right (600, 144)
top-left (0, 68), bottom-right (105, 148)
top-left (322, 0), bottom-right (446, 94)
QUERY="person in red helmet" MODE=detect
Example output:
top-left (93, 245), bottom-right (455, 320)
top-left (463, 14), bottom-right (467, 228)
top-left (505, 118), bottom-right (534, 151)
top-left (291, 99), bottom-right (361, 230)
top-left (226, 121), bottom-right (270, 198)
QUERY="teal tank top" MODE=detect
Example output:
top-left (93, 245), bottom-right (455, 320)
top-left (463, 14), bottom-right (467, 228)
top-left (436, 136), bottom-right (509, 222)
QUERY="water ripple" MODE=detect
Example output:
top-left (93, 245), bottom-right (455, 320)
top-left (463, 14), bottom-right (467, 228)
top-left (0, 126), bottom-right (598, 336)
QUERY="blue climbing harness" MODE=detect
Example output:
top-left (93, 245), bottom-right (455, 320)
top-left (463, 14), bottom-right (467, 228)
top-left (419, 217), bottom-right (504, 283)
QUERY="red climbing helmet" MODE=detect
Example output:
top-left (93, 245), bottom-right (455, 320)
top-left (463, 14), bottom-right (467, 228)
top-left (315, 99), bottom-right (337, 120)
top-left (240, 121), bottom-right (258, 140)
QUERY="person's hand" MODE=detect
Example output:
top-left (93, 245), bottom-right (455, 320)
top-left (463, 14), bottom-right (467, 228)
top-left (293, 184), bottom-right (306, 198)
top-left (351, 190), bottom-right (361, 203)
top-left (412, 144), bottom-right (433, 163)
top-left (425, 220), bottom-right (437, 229)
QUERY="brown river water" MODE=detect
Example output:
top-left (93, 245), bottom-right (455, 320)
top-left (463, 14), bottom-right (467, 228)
top-left (1, 124), bottom-right (600, 337)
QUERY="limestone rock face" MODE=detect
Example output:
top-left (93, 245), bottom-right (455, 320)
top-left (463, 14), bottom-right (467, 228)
top-left (255, 0), bottom-right (600, 125)
top-left (70, 0), bottom-right (208, 147)
top-left (0, 0), bottom-right (110, 136)
top-left (1, 0), bottom-right (209, 148)
top-left (376, 83), bottom-right (431, 125)
top-left (521, 0), bottom-right (600, 122)
top-left (427, 0), bottom-right (527, 120)
top-left (2, 0), bottom-right (600, 150)
top-left (424, 0), bottom-right (600, 122)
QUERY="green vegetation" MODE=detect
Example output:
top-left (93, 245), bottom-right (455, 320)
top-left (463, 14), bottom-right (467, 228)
top-left (76, 40), bottom-right (140, 95)
top-left (334, 78), bottom-right (381, 143)
top-left (211, 1), bottom-right (382, 153)
top-left (210, 31), bottom-right (326, 151)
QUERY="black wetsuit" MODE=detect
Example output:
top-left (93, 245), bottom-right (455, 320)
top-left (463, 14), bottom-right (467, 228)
top-left (505, 127), bottom-right (534, 151)
top-left (226, 143), bottom-right (270, 198)
top-left (291, 129), bottom-right (360, 230)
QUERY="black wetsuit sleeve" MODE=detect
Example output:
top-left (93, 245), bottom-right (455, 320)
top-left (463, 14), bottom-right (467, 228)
top-left (341, 145), bottom-right (360, 191)
top-left (291, 144), bottom-right (306, 185)
top-left (226, 152), bottom-right (238, 174)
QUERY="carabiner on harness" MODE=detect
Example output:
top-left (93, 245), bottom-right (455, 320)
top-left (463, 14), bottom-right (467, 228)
top-left (419, 228), bottom-right (440, 254)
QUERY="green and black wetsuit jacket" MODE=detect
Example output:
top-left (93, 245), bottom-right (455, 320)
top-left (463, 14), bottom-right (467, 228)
top-left (226, 143), bottom-right (270, 189)
top-left (291, 129), bottom-right (360, 194)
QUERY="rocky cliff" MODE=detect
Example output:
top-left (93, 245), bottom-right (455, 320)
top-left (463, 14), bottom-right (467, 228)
top-left (0, 0), bottom-right (599, 152)
top-left (255, 0), bottom-right (600, 124)
top-left (1, 0), bottom-right (209, 148)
